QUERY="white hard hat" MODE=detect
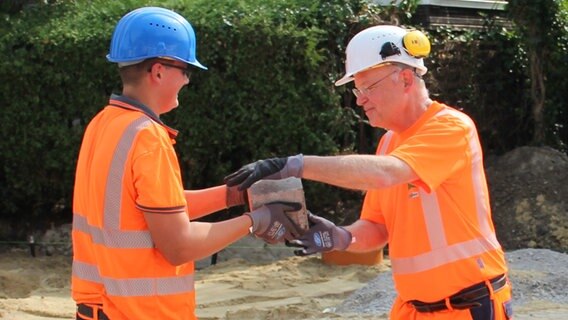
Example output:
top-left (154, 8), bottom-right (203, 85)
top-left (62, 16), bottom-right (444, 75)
top-left (335, 25), bottom-right (430, 86)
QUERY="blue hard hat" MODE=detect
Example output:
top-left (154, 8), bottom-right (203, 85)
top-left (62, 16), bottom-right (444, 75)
top-left (107, 7), bottom-right (207, 70)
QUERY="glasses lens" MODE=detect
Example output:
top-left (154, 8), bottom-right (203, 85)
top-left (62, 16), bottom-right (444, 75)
top-left (352, 89), bottom-right (360, 98)
top-left (159, 61), bottom-right (191, 79)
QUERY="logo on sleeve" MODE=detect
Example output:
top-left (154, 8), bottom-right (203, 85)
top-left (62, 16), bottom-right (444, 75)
top-left (407, 183), bottom-right (419, 199)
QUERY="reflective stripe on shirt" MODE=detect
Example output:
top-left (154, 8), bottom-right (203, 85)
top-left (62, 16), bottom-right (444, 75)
top-left (379, 108), bottom-right (501, 275)
top-left (73, 261), bottom-right (195, 296)
top-left (72, 115), bottom-right (193, 296)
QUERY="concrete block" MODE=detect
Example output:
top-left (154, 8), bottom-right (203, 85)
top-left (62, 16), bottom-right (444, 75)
top-left (247, 177), bottom-right (309, 233)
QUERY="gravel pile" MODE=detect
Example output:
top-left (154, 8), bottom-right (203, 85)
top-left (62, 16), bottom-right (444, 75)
top-left (507, 248), bottom-right (568, 306)
top-left (333, 248), bottom-right (568, 317)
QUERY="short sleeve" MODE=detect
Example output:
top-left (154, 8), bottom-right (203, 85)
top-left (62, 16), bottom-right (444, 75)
top-left (390, 114), bottom-right (471, 193)
top-left (360, 189), bottom-right (386, 224)
top-left (132, 126), bottom-right (187, 214)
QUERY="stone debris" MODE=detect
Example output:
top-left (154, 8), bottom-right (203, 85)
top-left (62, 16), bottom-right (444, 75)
top-left (334, 248), bottom-right (568, 317)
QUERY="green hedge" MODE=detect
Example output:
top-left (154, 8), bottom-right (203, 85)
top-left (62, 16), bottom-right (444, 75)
top-left (424, 1), bottom-right (568, 154)
top-left (0, 0), bottom-right (382, 236)
top-left (1, 0), bottom-right (567, 238)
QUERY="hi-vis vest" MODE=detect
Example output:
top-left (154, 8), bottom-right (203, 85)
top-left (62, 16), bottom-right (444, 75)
top-left (72, 95), bottom-right (196, 320)
top-left (361, 101), bottom-right (508, 302)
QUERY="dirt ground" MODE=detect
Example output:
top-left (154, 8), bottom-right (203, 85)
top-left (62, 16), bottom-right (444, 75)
top-left (1, 241), bottom-right (568, 320)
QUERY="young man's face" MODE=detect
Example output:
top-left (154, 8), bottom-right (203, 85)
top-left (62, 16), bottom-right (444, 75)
top-left (154, 60), bottom-right (191, 114)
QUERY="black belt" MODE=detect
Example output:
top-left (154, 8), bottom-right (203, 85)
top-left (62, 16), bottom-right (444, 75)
top-left (76, 303), bottom-right (110, 320)
top-left (410, 274), bottom-right (507, 313)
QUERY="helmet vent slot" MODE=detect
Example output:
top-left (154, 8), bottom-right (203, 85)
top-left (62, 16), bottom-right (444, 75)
top-left (149, 22), bottom-right (176, 31)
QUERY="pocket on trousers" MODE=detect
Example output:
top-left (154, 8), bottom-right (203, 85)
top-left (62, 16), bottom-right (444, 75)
top-left (503, 299), bottom-right (514, 319)
top-left (469, 295), bottom-right (493, 320)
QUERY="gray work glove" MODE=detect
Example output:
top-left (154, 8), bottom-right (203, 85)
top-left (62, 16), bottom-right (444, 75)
top-left (226, 185), bottom-right (247, 208)
top-left (245, 202), bottom-right (303, 244)
top-left (286, 212), bottom-right (352, 256)
top-left (224, 154), bottom-right (304, 190)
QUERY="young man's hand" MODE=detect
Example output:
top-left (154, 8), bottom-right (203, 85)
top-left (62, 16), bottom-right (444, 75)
top-left (245, 202), bottom-right (302, 244)
top-left (226, 185), bottom-right (247, 208)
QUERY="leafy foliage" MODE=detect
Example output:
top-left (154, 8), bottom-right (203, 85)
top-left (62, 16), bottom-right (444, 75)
top-left (0, 0), bottom-right (382, 235)
top-left (506, 0), bottom-right (568, 146)
top-left (1, 0), bottom-right (567, 237)
top-left (421, 1), bottom-right (568, 154)
top-left (425, 26), bottom-right (533, 153)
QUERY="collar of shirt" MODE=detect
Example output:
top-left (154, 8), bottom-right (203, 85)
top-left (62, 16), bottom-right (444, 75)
top-left (108, 93), bottom-right (179, 139)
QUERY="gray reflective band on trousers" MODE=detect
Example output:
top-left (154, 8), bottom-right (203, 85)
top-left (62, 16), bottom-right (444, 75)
top-left (72, 115), bottom-right (195, 296)
top-left (377, 109), bottom-right (501, 276)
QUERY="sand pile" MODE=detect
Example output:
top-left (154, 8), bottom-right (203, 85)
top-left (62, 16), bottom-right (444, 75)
top-left (0, 238), bottom-right (567, 320)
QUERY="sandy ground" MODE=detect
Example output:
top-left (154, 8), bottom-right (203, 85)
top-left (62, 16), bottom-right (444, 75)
top-left (0, 238), bottom-right (567, 320)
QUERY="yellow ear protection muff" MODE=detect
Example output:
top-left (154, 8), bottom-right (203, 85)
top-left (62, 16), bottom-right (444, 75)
top-left (379, 30), bottom-right (431, 60)
top-left (402, 30), bottom-right (431, 58)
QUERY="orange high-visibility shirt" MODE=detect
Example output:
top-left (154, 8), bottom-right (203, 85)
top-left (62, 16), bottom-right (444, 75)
top-left (71, 94), bottom-right (196, 320)
top-left (361, 101), bottom-right (508, 302)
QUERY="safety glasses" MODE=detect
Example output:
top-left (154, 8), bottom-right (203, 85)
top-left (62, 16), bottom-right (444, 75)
top-left (352, 70), bottom-right (397, 98)
top-left (147, 59), bottom-right (192, 79)
top-left (159, 62), bottom-right (192, 79)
